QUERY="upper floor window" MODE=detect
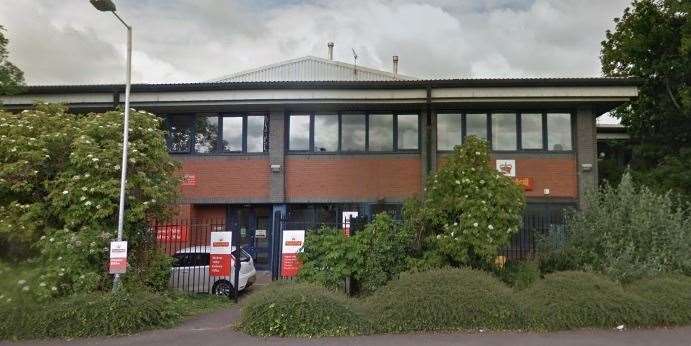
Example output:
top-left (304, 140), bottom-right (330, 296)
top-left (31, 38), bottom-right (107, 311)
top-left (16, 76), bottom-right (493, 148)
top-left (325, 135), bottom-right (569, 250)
top-left (436, 111), bottom-right (572, 152)
top-left (166, 114), bottom-right (268, 154)
top-left (288, 112), bottom-right (419, 153)
top-left (547, 113), bottom-right (572, 151)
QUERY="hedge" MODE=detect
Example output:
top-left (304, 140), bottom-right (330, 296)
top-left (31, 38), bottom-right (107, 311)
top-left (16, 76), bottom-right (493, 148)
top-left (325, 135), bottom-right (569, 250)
top-left (627, 275), bottom-right (691, 326)
top-left (0, 290), bottom-right (229, 340)
top-left (364, 268), bottom-right (522, 333)
top-left (238, 281), bottom-right (368, 337)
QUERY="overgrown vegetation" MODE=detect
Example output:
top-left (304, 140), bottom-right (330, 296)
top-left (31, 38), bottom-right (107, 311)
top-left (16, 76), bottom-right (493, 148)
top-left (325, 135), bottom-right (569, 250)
top-left (238, 282), bottom-right (367, 337)
top-left (545, 173), bottom-right (690, 283)
top-left (240, 269), bottom-right (691, 337)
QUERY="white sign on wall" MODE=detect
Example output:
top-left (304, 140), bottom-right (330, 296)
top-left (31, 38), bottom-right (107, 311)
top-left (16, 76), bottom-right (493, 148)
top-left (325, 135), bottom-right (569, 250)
top-left (496, 159), bottom-right (516, 177)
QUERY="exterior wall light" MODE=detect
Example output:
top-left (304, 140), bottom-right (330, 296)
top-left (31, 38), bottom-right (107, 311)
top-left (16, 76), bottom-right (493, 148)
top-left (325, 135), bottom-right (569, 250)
top-left (271, 164), bottom-right (282, 173)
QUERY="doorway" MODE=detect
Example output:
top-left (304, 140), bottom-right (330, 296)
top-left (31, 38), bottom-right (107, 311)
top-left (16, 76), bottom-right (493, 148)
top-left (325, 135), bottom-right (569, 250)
top-left (227, 205), bottom-right (272, 271)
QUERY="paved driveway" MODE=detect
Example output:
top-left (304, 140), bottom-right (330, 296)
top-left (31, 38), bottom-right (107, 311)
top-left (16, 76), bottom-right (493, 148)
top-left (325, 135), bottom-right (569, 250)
top-left (2, 304), bottom-right (689, 346)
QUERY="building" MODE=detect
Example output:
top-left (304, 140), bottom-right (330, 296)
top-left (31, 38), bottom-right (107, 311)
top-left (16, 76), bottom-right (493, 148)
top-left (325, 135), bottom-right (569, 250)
top-left (0, 52), bottom-right (640, 273)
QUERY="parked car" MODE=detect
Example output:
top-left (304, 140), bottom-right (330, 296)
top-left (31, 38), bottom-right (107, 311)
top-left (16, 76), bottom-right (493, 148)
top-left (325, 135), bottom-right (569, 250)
top-left (170, 245), bottom-right (256, 296)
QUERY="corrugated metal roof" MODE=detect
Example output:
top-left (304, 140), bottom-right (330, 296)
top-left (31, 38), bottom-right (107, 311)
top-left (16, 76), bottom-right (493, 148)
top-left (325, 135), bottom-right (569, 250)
top-left (212, 56), bottom-right (417, 82)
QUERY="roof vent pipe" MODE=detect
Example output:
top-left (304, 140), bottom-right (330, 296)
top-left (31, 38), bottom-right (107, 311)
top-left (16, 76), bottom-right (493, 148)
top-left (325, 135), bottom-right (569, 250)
top-left (393, 55), bottom-right (399, 79)
top-left (327, 42), bottom-right (334, 60)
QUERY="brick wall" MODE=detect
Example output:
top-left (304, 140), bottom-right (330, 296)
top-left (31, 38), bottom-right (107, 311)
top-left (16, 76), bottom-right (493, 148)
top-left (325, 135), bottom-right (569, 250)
top-left (285, 155), bottom-right (422, 202)
top-left (178, 156), bottom-right (271, 202)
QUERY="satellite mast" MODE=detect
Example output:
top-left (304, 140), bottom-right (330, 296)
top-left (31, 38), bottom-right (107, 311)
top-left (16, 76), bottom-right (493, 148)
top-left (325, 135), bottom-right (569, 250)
top-left (352, 48), bottom-right (358, 77)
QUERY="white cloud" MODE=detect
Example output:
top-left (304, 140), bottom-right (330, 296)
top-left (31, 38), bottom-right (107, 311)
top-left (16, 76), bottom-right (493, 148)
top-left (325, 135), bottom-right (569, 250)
top-left (0, 0), bottom-right (632, 84)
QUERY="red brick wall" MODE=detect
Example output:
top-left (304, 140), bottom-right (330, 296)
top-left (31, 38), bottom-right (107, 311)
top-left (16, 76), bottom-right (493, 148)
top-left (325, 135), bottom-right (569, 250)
top-left (286, 156), bottom-right (421, 201)
top-left (191, 204), bottom-right (227, 222)
top-left (178, 158), bottom-right (270, 200)
top-left (437, 156), bottom-right (577, 198)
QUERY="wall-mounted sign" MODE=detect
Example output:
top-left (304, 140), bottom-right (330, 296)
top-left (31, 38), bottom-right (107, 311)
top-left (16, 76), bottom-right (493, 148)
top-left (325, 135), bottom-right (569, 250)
top-left (109, 241), bottom-right (128, 274)
top-left (496, 160), bottom-right (516, 177)
top-left (209, 231), bottom-right (232, 277)
top-left (342, 211), bottom-right (359, 236)
top-left (281, 230), bottom-right (305, 278)
top-left (155, 225), bottom-right (189, 242)
top-left (182, 174), bottom-right (197, 186)
top-left (514, 177), bottom-right (534, 191)
top-left (255, 229), bottom-right (267, 239)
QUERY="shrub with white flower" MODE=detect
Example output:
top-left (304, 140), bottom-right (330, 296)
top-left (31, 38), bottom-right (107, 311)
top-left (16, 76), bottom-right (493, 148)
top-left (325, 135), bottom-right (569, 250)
top-left (420, 136), bottom-right (525, 265)
top-left (0, 104), bottom-right (181, 298)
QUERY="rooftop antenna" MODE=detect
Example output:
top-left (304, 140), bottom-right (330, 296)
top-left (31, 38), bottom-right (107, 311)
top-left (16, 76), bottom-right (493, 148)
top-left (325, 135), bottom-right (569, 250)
top-left (351, 48), bottom-right (358, 77)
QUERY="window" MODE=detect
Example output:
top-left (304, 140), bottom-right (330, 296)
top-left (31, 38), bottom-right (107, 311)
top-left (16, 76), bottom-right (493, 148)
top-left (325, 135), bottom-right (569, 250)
top-left (492, 113), bottom-right (517, 150)
top-left (314, 114), bottom-right (338, 152)
top-left (221, 116), bottom-right (242, 152)
top-left (397, 114), bottom-right (419, 150)
top-left (166, 115), bottom-right (194, 152)
top-left (369, 114), bottom-right (393, 151)
top-left (547, 113), bottom-right (572, 151)
top-left (194, 115), bottom-right (219, 153)
top-left (247, 115), bottom-right (267, 153)
top-left (521, 113), bottom-right (543, 149)
top-left (466, 113), bottom-right (487, 140)
top-left (437, 113), bottom-right (462, 151)
top-left (341, 114), bottom-right (366, 151)
top-left (289, 114), bottom-right (310, 151)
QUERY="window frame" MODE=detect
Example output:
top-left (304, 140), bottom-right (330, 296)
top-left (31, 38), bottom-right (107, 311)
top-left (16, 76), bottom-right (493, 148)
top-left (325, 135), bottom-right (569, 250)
top-left (286, 111), bottom-right (421, 154)
top-left (165, 114), bottom-right (195, 154)
top-left (165, 113), bottom-right (269, 155)
top-left (435, 110), bottom-right (575, 153)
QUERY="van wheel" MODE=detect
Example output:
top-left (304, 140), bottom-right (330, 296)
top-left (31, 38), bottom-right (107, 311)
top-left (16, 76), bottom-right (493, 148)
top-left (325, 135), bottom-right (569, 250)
top-left (212, 280), bottom-right (234, 297)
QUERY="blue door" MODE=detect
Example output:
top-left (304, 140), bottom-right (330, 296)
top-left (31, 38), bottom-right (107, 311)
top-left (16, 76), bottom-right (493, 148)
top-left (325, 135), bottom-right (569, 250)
top-left (227, 205), bottom-right (272, 271)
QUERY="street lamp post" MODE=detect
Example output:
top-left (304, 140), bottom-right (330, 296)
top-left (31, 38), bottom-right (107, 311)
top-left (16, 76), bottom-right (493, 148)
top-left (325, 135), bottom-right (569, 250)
top-left (90, 0), bottom-right (132, 291)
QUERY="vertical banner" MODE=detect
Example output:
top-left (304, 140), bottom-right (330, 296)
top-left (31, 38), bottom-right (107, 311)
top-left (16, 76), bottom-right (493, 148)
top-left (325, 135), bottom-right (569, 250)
top-left (342, 211), bottom-right (359, 236)
top-left (209, 231), bottom-right (232, 277)
top-left (109, 241), bottom-right (128, 274)
top-left (281, 230), bottom-right (305, 278)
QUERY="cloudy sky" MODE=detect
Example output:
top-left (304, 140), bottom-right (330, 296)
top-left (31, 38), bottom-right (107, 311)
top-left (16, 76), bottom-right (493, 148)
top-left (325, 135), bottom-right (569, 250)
top-left (1, 0), bottom-right (631, 121)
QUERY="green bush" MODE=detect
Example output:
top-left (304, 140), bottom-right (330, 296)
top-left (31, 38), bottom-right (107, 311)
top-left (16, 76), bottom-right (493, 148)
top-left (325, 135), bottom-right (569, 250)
top-left (238, 281), bottom-right (367, 337)
top-left (124, 246), bottom-right (172, 293)
top-left (496, 261), bottom-right (540, 290)
top-left (298, 213), bottom-right (411, 294)
top-left (0, 290), bottom-right (178, 340)
top-left (518, 271), bottom-right (649, 330)
top-left (627, 275), bottom-right (691, 326)
top-left (563, 173), bottom-right (690, 282)
top-left (364, 268), bottom-right (521, 333)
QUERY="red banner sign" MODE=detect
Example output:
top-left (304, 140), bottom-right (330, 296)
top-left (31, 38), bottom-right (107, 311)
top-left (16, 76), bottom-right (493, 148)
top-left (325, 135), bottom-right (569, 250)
top-left (210, 254), bottom-right (232, 277)
top-left (514, 177), bottom-right (534, 191)
top-left (109, 258), bottom-right (127, 274)
top-left (281, 230), bottom-right (305, 278)
top-left (281, 253), bottom-right (300, 277)
top-left (155, 225), bottom-right (189, 242)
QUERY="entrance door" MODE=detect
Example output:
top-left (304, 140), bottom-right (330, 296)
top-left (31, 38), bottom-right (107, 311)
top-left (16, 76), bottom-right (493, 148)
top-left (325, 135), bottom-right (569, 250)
top-left (228, 205), bottom-right (272, 271)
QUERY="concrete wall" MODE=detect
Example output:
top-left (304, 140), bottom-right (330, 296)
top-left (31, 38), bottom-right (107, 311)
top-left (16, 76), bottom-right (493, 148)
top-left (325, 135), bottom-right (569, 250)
top-left (576, 106), bottom-right (598, 208)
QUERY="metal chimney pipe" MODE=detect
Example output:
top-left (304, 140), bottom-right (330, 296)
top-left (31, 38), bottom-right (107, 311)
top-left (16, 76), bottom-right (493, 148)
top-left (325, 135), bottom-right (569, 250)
top-left (327, 42), bottom-right (334, 60)
top-left (393, 55), bottom-right (399, 79)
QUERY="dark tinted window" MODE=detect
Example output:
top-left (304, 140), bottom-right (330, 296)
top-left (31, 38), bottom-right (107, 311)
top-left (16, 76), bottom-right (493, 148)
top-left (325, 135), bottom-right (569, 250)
top-left (166, 115), bottom-right (194, 152)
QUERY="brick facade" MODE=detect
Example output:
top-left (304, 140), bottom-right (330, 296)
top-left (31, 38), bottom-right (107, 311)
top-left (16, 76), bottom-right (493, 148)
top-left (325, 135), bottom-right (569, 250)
top-left (178, 156), bottom-right (271, 203)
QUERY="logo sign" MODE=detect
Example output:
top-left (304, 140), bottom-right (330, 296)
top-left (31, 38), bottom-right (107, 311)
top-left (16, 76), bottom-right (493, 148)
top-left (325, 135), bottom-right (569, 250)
top-left (255, 229), bottom-right (267, 239)
top-left (209, 231), bottom-right (232, 277)
top-left (342, 211), bottom-right (358, 236)
top-left (496, 159), bottom-right (516, 177)
top-left (155, 225), bottom-right (189, 242)
top-left (281, 230), bottom-right (305, 278)
top-left (514, 177), bottom-right (534, 191)
top-left (182, 174), bottom-right (197, 186)
top-left (109, 241), bottom-right (128, 274)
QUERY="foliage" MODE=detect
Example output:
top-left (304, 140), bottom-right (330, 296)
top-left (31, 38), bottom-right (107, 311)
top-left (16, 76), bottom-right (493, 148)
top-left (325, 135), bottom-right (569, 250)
top-left (519, 271), bottom-right (651, 330)
top-left (564, 173), bottom-right (690, 282)
top-left (419, 136), bottom-right (525, 266)
top-left (627, 274), bottom-right (691, 325)
top-left (364, 268), bottom-right (522, 333)
top-left (123, 247), bottom-right (172, 293)
top-left (495, 260), bottom-right (540, 290)
top-left (238, 281), bottom-right (367, 337)
top-left (298, 213), bottom-right (411, 294)
top-left (601, 0), bottom-right (691, 199)
top-left (0, 105), bottom-right (180, 297)
top-left (0, 290), bottom-right (229, 340)
top-left (0, 25), bottom-right (24, 96)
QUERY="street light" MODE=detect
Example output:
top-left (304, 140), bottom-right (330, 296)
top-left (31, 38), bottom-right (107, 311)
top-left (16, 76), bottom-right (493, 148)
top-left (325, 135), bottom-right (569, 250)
top-left (90, 0), bottom-right (131, 291)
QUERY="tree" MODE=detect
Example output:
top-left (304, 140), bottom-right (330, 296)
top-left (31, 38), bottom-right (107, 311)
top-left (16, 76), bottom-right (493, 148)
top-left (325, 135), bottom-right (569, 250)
top-left (418, 136), bottom-right (525, 266)
top-left (0, 25), bottom-right (24, 96)
top-left (600, 0), bottom-right (690, 199)
top-left (0, 104), bottom-right (180, 298)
